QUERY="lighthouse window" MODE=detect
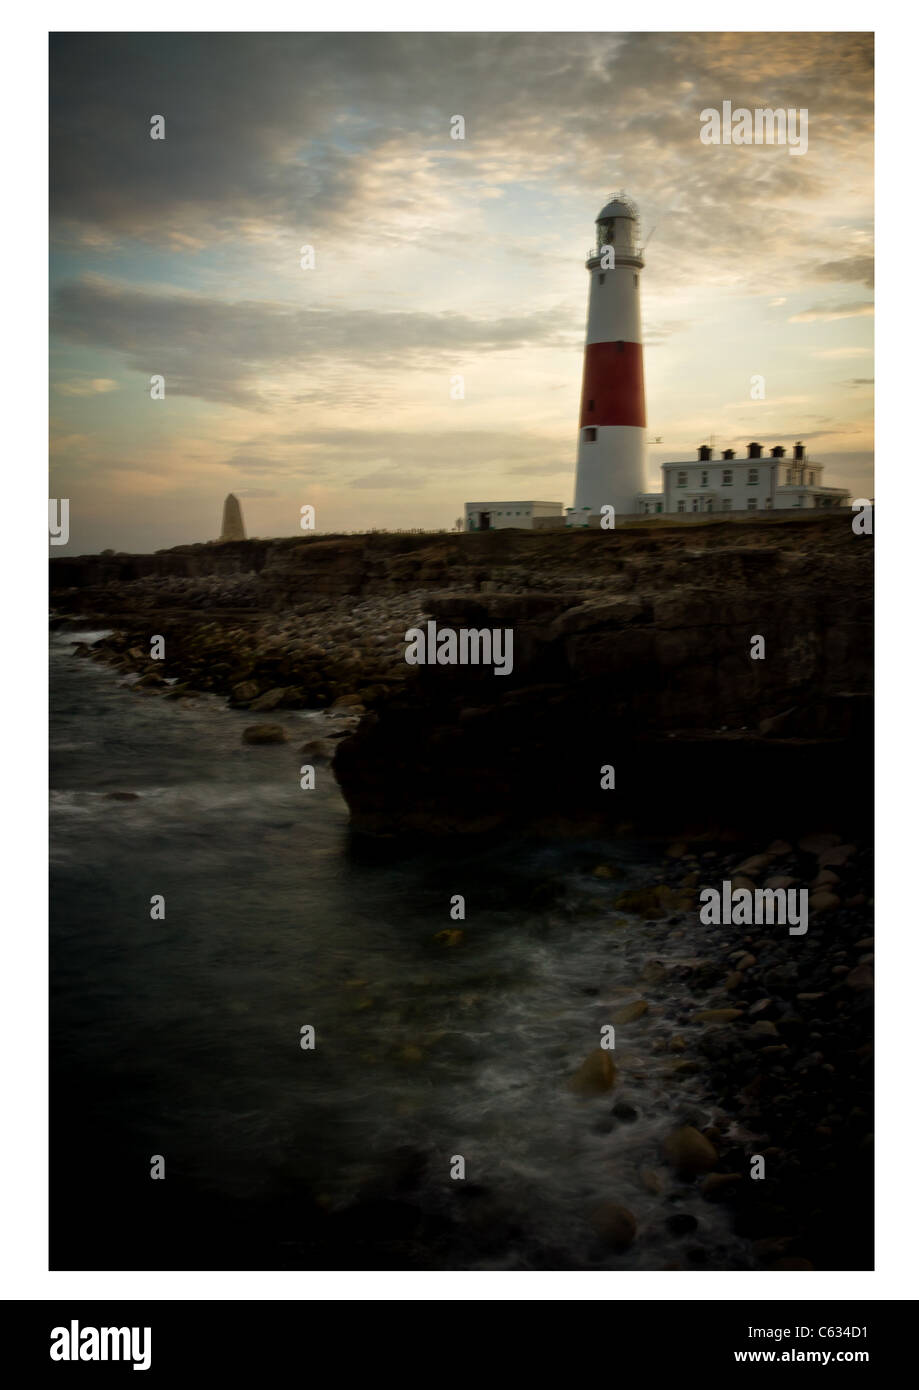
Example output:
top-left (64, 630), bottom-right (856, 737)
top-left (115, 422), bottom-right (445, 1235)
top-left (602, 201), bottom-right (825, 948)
top-left (722, 469), bottom-right (733, 486)
top-left (701, 470), bottom-right (708, 486)
top-left (588, 399), bottom-right (595, 411)
top-left (584, 427), bottom-right (597, 442)
top-left (747, 468), bottom-right (758, 484)
top-left (677, 501), bottom-right (686, 513)
top-left (633, 274), bottom-right (638, 287)
top-left (676, 471), bottom-right (687, 487)
top-left (598, 274), bottom-right (605, 285)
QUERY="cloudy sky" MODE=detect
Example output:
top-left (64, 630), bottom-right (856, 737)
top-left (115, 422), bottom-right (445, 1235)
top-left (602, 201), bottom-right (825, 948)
top-left (49, 31), bottom-right (874, 553)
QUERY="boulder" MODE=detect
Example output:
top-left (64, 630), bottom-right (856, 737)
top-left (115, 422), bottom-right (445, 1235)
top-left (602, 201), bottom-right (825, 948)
top-left (612, 1000), bottom-right (649, 1024)
top-left (232, 680), bottom-right (261, 704)
top-left (817, 843), bottom-right (857, 868)
top-left (663, 1126), bottom-right (718, 1177)
top-left (249, 687), bottom-right (292, 713)
top-left (590, 1203), bottom-right (637, 1251)
top-left (569, 1048), bottom-right (617, 1095)
top-left (242, 724), bottom-right (286, 745)
top-left (693, 1008), bottom-right (744, 1024)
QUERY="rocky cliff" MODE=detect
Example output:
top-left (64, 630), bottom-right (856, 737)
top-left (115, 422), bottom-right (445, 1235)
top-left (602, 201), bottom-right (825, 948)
top-left (51, 516), bottom-right (873, 842)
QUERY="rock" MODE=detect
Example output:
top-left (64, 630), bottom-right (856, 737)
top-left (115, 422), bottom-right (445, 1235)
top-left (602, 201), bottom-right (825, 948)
top-left (669, 1036), bottom-right (686, 1053)
top-left (242, 724), bottom-right (286, 745)
top-left (398, 1044), bottom-right (424, 1064)
top-left (135, 672), bottom-right (164, 687)
top-left (612, 999), bottom-right (649, 1024)
top-left (764, 875), bottom-right (797, 890)
top-left (724, 971), bottom-right (743, 991)
top-left (332, 693), bottom-right (365, 709)
top-left (666, 1213), bottom-right (699, 1236)
top-left (798, 832), bottom-right (841, 855)
top-left (845, 963), bottom-right (874, 991)
top-left (810, 890), bottom-right (841, 914)
top-left (734, 854), bottom-right (772, 876)
top-left (232, 680), bottom-right (261, 704)
top-left (855, 936), bottom-right (874, 949)
top-left (591, 1203), bottom-right (637, 1251)
top-left (811, 868), bottom-right (841, 889)
top-left (249, 687), bottom-right (291, 712)
top-left (615, 885), bottom-right (693, 918)
top-left (639, 1167), bottom-right (665, 1195)
top-left (300, 738), bottom-right (333, 761)
top-left (767, 840), bottom-right (793, 856)
top-left (701, 1172), bottom-right (742, 1199)
top-left (818, 843), bottom-right (856, 868)
top-left (666, 841), bottom-right (688, 858)
top-left (592, 864), bottom-right (615, 879)
top-left (731, 875), bottom-right (757, 893)
top-left (749, 998), bottom-right (776, 1018)
top-left (693, 1008), bottom-right (744, 1025)
top-left (750, 1020), bottom-right (779, 1036)
top-left (433, 929), bottom-right (463, 947)
top-left (611, 1101), bottom-right (638, 1122)
top-left (663, 1126), bottom-right (718, 1177)
top-left (569, 1048), bottom-right (617, 1095)
top-left (737, 953), bottom-right (757, 970)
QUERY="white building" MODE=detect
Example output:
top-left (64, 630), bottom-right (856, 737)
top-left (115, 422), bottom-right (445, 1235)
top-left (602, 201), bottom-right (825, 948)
top-left (464, 500), bottom-right (564, 531)
top-left (634, 442), bottom-right (850, 516)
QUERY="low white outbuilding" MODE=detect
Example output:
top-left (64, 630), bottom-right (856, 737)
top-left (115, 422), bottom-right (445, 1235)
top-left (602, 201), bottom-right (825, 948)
top-left (464, 500), bottom-right (564, 531)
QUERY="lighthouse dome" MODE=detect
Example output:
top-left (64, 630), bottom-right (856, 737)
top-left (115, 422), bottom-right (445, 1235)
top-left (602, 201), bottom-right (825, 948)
top-left (596, 197), bottom-right (636, 222)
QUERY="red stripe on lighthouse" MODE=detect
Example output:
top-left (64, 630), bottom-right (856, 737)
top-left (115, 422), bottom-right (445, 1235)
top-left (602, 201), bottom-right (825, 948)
top-left (578, 341), bottom-right (646, 429)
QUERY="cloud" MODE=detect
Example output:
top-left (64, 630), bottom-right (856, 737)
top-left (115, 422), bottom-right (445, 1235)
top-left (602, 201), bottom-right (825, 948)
top-left (809, 256), bottom-right (874, 288)
top-left (54, 377), bottom-right (119, 396)
top-left (52, 277), bottom-right (573, 408)
top-left (813, 347), bottom-right (873, 359)
top-left (789, 302), bottom-right (874, 324)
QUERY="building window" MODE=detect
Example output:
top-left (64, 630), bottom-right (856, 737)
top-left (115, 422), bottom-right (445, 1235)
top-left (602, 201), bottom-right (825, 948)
top-left (701, 470), bottom-right (708, 486)
top-left (722, 499), bottom-right (732, 511)
top-left (588, 399), bottom-right (595, 411)
top-left (677, 501), bottom-right (686, 513)
top-left (747, 498), bottom-right (757, 510)
top-left (748, 469), bottom-right (758, 484)
top-left (794, 495), bottom-right (804, 508)
top-left (677, 471), bottom-right (687, 487)
top-left (722, 470), bottom-right (733, 486)
top-left (584, 427), bottom-right (597, 442)
top-left (808, 471), bottom-right (815, 485)
top-left (691, 499), bottom-right (699, 512)
top-left (706, 498), bottom-right (713, 512)
top-left (765, 498), bottom-right (773, 510)
top-left (655, 503), bottom-right (662, 513)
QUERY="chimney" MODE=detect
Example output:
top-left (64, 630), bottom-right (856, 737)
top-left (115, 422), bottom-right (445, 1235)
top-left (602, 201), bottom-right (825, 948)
top-left (794, 441), bottom-right (805, 461)
top-left (721, 448), bottom-right (735, 460)
top-left (747, 442), bottom-right (762, 459)
top-left (770, 445), bottom-right (786, 458)
top-left (698, 444), bottom-right (712, 461)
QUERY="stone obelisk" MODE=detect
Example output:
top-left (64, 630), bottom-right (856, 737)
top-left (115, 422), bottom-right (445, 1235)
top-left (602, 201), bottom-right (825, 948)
top-left (219, 493), bottom-right (246, 542)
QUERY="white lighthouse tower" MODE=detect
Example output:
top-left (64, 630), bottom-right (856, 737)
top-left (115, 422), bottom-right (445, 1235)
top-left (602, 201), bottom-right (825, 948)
top-left (569, 193), bottom-right (647, 524)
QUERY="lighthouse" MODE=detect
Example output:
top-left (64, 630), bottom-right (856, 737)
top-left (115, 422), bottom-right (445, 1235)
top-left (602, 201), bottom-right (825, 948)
top-left (569, 193), bottom-right (647, 524)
